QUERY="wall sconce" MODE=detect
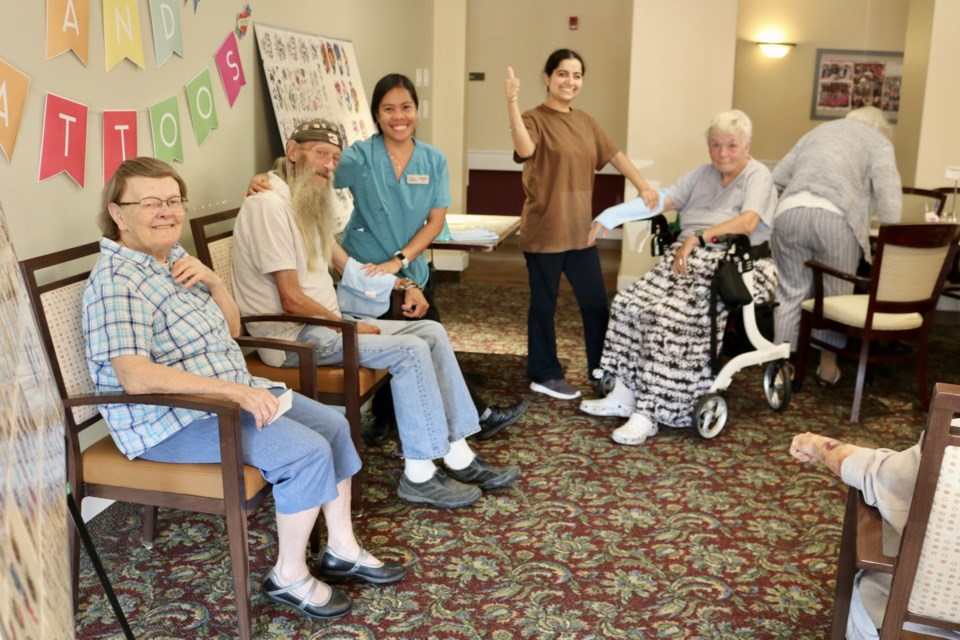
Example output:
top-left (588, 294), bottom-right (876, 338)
top-left (756, 42), bottom-right (796, 59)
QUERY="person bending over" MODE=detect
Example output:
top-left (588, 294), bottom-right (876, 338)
top-left (232, 119), bottom-right (520, 510)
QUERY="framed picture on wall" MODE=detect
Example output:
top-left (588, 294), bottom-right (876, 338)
top-left (811, 48), bottom-right (903, 122)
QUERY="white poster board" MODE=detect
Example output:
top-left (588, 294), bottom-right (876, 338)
top-left (254, 24), bottom-right (376, 229)
top-left (254, 24), bottom-right (376, 146)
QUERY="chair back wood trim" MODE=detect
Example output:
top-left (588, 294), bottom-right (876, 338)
top-left (902, 187), bottom-right (948, 219)
top-left (880, 383), bottom-right (960, 637)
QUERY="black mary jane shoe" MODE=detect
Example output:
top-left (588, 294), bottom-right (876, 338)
top-left (262, 570), bottom-right (352, 620)
top-left (314, 547), bottom-right (408, 585)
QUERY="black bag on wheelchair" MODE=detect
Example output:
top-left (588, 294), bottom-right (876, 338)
top-left (712, 256), bottom-right (753, 309)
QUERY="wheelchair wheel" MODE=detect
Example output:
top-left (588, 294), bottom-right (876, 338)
top-left (592, 369), bottom-right (616, 398)
top-left (694, 393), bottom-right (728, 439)
top-left (763, 360), bottom-right (792, 412)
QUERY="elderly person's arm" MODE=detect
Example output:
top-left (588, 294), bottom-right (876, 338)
top-left (672, 210), bottom-right (762, 276)
top-left (789, 432), bottom-right (865, 477)
top-left (111, 355), bottom-right (280, 429)
top-left (870, 143), bottom-right (903, 224)
top-left (170, 255), bottom-right (241, 338)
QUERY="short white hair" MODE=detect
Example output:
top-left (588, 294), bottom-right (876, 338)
top-left (706, 109), bottom-right (753, 144)
top-left (845, 106), bottom-right (893, 141)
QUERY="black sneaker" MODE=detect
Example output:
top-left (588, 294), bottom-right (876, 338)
top-left (475, 399), bottom-right (529, 440)
top-left (397, 469), bottom-right (482, 509)
top-left (446, 456), bottom-right (520, 490)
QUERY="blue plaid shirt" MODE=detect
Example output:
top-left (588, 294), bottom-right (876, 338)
top-left (83, 238), bottom-right (278, 459)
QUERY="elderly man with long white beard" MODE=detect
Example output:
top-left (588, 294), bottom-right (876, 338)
top-left (232, 119), bottom-right (520, 510)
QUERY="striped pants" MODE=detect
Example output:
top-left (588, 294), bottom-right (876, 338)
top-left (772, 207), bottom-right (861, 351)
top-left (599, 243), bottom-right (777, 429)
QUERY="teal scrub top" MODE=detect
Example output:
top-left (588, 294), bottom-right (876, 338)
top-left (337, 135), bottom-right (451, 287)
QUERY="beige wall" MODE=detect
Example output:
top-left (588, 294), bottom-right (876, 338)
top-left (0, 1), bottom-right (435, 262)
top-left (733, 0), bottom-right (909, 164)
top-left (465, 0), bottom-right (634, 152)
top-left (432, 0), bottom-right (469, 212)
top-left (904, 0), bottom-right (960, 188)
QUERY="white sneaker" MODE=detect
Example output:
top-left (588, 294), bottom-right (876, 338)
top-left (580, 396), bottom-right (634, 418)
top-left (530, 378), bottom-right (581, 400)
top-left (611, 414), bottom-right (658, 446)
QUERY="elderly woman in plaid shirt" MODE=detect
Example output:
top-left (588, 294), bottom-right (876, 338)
top-left (82, 157), bottom-right (405, 622)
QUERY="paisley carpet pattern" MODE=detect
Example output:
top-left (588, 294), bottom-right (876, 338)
top-left (75, 282), bottom-right (958, 639)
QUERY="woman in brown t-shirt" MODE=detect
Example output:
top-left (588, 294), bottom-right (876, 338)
top-left (505, 49), bottom-right (658, 401)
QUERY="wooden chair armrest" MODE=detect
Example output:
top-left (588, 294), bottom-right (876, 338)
top-left (64, 393), bottom-right (248, 501)
top-left (240, 313), bottom-right (357, 334)
top-left (855, 491), bottom-right (897, 573)
top-left (388, 289), bottom-right (405, 320)
top-left (804, 259), bottom-right (870, 286)
top-left (234, 336), bottom-right (318, 398)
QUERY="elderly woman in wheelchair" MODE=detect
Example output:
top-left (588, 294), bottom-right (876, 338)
top-left (584, 109), bottom-right (784, 445)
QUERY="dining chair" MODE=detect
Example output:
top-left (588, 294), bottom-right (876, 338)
top-left (900, 187), bottom-right (947, 223)
top-left (190, 208), bottom-right (397, 505)
top-left (794, 223), bottom-right (960, 422)
top-left (830, 382), bottom-right (960, 639)
top-left (21, 241), bottom-right (321, 640)
top-left (933, 187), bottom-right (960, 300)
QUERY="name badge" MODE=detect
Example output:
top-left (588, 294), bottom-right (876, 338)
top-left (407, 174), bottom-right (430, 185)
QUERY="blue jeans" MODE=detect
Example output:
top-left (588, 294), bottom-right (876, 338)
top-left (284, 318), bottom-right (480, 460)
top-left (139, 390), bottom-right (360, 514)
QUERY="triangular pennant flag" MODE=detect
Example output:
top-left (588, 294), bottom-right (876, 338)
top-left (149, 96), bottom-right (183, 163)
top-left (103, 0), bottom-right (146, 70)
top-left (149, 0), bottom-right (183, 67)
top-left (0, 59), bottom-right (31, 161)
top-left (39, 93), bottom-right (88, 187)
top-left (214, 32), bottom-right (245, 107)
top-left (103, 110), bottom-right (137, 183)
top-left (46, 0), bottom-right (90, 65)
top-left (185, 68), bottom-right (218, 145)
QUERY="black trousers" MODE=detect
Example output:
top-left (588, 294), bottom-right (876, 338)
top-left (372, 271), bottom-right (488, 421)
top-left (524, 247), bottom-right (609, 383)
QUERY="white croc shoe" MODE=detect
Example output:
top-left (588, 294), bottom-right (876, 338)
top-left (611, 414), bottom-right (658, 446)
top-left (580, 396), bottom-right (634, 418)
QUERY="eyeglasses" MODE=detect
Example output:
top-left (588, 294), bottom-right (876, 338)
top-left (116, 197), bottom-right (188, 211)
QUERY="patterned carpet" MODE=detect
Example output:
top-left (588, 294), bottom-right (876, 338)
top-left (75, 282), bottom-right (958, 639)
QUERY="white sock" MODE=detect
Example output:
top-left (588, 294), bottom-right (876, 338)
top-left (610, 378), bottom-right (636, 408)
top-left (443, 438), bottom-right (476, 471)
top-left (404, 458), bottom-right (438, 483)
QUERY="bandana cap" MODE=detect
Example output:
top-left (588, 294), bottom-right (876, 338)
top-left (289, 119), bottom-right (342, 149)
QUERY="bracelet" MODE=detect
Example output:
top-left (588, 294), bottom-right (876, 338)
top-left (508, 97), bottom-right (518, 103)
top-left (399, 279), bottom-right (419, 291)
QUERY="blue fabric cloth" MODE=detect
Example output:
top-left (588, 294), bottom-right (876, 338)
top-left (283, 318), bottom-right (481, 459)
top-left (336, 257), bottom-right (397, 319)
top-left (139, 388), bottom-right (360, 514)
top-left (593, 189), bottom-right (669, 230)
top-left (82, 237), bottom-right (278, 459)
top-left (337, 135), bottom-right (451, 288)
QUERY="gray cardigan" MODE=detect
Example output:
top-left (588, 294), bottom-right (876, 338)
top-left (772, 119), bottom-right (902, 259)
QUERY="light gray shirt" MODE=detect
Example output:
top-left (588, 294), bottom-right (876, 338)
top-left (772, 119), bottom-right (902, 260)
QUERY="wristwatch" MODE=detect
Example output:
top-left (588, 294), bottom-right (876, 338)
top-left (694, 229), bottom-right (706, 247)
top-left (393, 250), bottom-right (410, 268)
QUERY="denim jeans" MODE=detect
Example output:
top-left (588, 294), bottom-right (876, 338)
top-left (284, 318), bottom-right (480, 460)
top-left (139, 389), bottom-right (360, 514)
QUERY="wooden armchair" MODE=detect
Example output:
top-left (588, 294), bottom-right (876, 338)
top-left (190, 209), bottom-right (396, 504)
top-left (20, 242), bottom-right (322, 640)
top-left (900, 187), bottom-right (947, 223)
top-left (795, 223), bottom-right (960, 422)
top-left (830, 382), bottom-right (960, 638)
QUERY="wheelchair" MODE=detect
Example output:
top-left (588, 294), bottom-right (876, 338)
top-left (592, 218), bottom-right (792, 439)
